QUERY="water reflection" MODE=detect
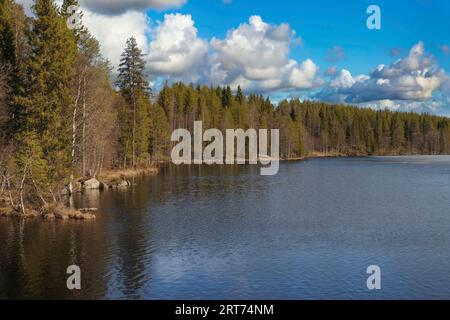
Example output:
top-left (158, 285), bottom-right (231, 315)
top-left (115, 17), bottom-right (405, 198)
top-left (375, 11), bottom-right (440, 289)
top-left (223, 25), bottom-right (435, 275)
top-left (1, 158), bottom-right (450, 299)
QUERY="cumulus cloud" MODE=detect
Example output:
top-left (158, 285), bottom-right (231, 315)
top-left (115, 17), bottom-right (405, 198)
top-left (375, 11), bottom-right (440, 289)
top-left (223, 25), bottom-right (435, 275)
top-left (16, 1), bottom-right (152, 70)
top-left (330, 69), bottom-right (355, 88)
top-left (358, 99), bottom-right (444, 114)
top-left (316, 42), bottom-right (446, 109)
top-left (16, 0), bottom-right (38, 15)
top-left (210, 16), bottom-right (321, 93)
top-left (146, 14), bottom-right (208, 82)
top-left (83, 10), bottom-right (150, 69)
top-left (79, 0), bottom-right (187, 15)
top-left (441, 75), bottom-right (450, 107)
top-left (12, 2), bottom-right (449, 113)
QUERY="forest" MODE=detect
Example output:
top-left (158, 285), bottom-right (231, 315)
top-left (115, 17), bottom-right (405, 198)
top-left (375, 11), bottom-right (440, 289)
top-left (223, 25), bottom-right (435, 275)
top-left (1, 0), bottom-right (450, 218)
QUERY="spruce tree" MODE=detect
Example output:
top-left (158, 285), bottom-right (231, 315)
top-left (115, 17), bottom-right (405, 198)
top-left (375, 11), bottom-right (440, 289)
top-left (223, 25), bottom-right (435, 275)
top-left (116, 37), bottom-right (151, 167)
top-left (0, 0), bottom-right (15, 66)
top-left (13, 0), bottom-right (77, 198)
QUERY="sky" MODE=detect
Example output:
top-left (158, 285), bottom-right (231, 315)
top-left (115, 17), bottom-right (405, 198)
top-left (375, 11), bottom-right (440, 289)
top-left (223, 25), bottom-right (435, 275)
top-left (17, 0), bottom-right (450, 115)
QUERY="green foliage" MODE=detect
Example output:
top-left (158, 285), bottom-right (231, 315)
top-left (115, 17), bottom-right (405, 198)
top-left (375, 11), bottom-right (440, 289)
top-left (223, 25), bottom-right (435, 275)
top-left (12, 0), bottom-right (77, 191)
top-left (117, 37), bottom-right (151, 166)
top-left (150, 82), bottom-right (450, 159)
top-left (1, 0), bottom-right (450, 214)
top-left (0, 0), bottom-right (15, 66)
top-left (14, 130), bottom-right (50, 194)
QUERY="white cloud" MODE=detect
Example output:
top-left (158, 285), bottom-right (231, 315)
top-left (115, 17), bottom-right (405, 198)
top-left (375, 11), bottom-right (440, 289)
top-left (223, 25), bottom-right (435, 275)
top-left (316, 42), bottom-right (446, 107)
top-left (79, 0), bottom-right (186, 15)
top-left (83, 10), bottom-right (150, 69)
top-left (288, 59), bottom-right (321, 89)
top-left (12, 3), bottom-right (449, 112)
top-left (210, 15), bottom-right (321, 93)
top-left (16, 1), bottom-right (151, 71)
top-left (358, 99), bottom-right (443, 114)
top-left (146, 14), bottom-right (208, 82)
top-left (16, 0), bottom-right (37, 16)
top-left (330, 69), bottom-right (355, 88)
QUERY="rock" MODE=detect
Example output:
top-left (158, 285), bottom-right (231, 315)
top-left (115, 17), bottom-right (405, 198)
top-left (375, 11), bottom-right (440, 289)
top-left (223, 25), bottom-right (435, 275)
top-left (117, 180), bottom-right (130, 188)
top-left (110, 179), bottom-right (131, 188)
top-left (83, 178), bottom-right (100, 190)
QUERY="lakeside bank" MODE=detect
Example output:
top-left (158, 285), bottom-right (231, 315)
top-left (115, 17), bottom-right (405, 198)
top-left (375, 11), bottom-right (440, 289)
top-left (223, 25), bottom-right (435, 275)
top-left (0, 165), bottom-right (160, 221)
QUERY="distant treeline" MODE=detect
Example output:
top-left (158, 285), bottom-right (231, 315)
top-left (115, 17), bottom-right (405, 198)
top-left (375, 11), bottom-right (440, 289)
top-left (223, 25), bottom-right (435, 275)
top-left (0, 0), bottom-right (449, 214)
top-left (151, 83), bottom-right (450, 159)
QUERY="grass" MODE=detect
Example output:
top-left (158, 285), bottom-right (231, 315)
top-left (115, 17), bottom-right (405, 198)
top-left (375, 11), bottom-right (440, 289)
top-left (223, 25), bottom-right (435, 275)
top-left (99, 166), bottom-right (159, 184)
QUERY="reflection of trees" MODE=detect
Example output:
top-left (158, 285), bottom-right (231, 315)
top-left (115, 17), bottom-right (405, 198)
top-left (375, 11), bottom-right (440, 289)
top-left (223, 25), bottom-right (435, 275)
top-left (0, 164), bottom-right (271, 299)
top-left (0, 214), bottom-right (109, 299)
top-left (106, 179), bottom-right (153, 299)
top-left (148, 164), bottom-right (266, 204)
top-left (143, 164), bottom-right (274, 265)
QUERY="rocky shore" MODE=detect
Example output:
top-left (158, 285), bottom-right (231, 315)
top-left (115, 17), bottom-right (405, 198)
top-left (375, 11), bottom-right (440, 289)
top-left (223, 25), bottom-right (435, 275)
top-left (0, 166), bottom-right (159, 221)
top-left (0, 203), bottom-right (96, 221)
top-left (74, 166), bottom-right (159, 192)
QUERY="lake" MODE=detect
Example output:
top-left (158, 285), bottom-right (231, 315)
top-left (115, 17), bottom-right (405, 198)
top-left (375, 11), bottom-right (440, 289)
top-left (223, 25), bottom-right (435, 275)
top-left (1, 156), bottom-right (450, 299)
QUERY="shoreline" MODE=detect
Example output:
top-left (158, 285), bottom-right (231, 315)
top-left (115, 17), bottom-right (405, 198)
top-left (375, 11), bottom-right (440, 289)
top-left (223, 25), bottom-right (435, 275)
top-left (1, 154), bottom-right (447, 222)
top-left (0, 165), bottom-right (160, 221)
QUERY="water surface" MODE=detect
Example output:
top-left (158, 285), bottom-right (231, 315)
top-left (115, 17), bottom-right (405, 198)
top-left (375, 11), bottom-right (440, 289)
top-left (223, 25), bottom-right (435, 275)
top-left (1, 156), bottom-right (450, 299)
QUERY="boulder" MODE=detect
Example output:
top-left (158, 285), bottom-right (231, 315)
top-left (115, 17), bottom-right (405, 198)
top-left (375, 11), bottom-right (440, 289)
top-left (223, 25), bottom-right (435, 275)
top-left (83, 178), bottom-right (100, 190)
top-left (117, 180), bottom-right (130, 188)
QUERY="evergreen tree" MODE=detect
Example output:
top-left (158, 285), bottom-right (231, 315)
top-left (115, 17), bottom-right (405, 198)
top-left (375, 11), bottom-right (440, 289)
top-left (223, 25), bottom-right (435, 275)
top-left (149, 101), bottom-right (170, 160)
top-left (0, 0), bottom-right (15, 66)
top-left (13, 0), bottom-right (77, 196)
top-left (236, 85), bottom-right (244, 105)
top-left (0, 0), bottom-right (27, 136)
top-left (116, 37), bottom-right (151, 166)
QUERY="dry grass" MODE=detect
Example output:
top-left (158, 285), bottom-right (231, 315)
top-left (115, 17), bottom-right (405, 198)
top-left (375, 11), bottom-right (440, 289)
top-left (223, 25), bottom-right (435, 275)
top-left (99, 166), bottom-right (159, 184)
top-left (307, 151), bottom-right (348, 158)
top-left (282, 156), bottom-right (305, 161)
top-left (0, 207), bottom-right (39, 218)
top-left (0, 203), bottom-right (96, 221)
top-left (41, 204), bottom-right (96, 221)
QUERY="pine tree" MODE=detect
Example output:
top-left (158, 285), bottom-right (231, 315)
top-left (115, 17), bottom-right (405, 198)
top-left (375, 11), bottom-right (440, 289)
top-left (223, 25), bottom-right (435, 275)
top-left (13, 0), bottom-right (77, 198)
top-left (391, 113), bottom-right (405, 151)
top-left (149, 101), bottom-right (170, 160)
top-left (236, 85), bottom-right (244, 105)
top-left (221, 86), bottom-right (233, 108)
top-left (0, 0), bottom-right (15, 66)
top-left (116, 37), bottom-right (151, 167)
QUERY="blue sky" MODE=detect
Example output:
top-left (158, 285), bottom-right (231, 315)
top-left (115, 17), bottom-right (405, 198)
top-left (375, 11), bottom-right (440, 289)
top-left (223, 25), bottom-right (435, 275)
top-left (20, 0), bottom-right (450, 114)
top-left (142, 0), bottom-right (450, 114)
top-left (148, 0), bottom-right (450, 75)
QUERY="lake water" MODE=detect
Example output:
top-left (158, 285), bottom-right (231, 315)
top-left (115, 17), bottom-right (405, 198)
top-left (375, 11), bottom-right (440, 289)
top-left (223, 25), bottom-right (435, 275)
top-left (1, 156), bottom-right (450, 299)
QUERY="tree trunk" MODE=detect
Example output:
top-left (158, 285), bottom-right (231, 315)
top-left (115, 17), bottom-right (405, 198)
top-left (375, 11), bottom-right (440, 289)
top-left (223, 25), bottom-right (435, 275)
top-left (69, 69), bottom-right (84, 199)
top-left (82, 74), bottom-right (87, 176)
